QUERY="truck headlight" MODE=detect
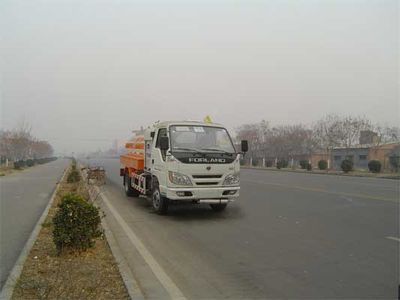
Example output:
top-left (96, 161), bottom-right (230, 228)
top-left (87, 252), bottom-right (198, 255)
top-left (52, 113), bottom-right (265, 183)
top-left (168, 171), bottom-right (192, 186)
top-left (223, 173), bottom-right (240, 186)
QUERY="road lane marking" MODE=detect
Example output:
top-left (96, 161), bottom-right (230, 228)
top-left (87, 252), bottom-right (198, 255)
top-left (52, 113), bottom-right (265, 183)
top-left (242, 179), bottom-right (399, 202)
top-left (99, 189), bottom-right (187, 300)
top-left (386, 236), bottom-right (400, 242)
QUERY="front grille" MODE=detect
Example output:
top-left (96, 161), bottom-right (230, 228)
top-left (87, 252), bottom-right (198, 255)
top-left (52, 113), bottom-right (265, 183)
top-left (192, 174), bottom-right (222, 179)
top-left (196, 182), bottom-right (219, 185)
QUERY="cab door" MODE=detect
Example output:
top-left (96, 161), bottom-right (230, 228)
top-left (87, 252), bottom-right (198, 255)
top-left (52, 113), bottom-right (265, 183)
top-left (151, 128), bottom-right (168, 188)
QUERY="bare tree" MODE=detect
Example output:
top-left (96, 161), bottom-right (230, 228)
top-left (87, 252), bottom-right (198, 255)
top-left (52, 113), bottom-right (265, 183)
top-left (31, 140), bottom-right (54, 159)
top-left (336, 116), bottom-right (372, 148)
top-left (235, 121), bottom-right (267, 159)
top-left (0, 130), bottom-right (12, 159)
top-left (236, 121), bottom-right (318, 164)
top-left (10, 122), bottom-right (33, 160)
top-left (313, 114), bottom-right (373, 148)
top-left (236, 115), bottom-right (397, 167)
top-left (0, 121), bottom-right (54, 162)
top-left (374, 125), bottom-right (400, 145)
top-left (313, 114), bottom-right (342, 151)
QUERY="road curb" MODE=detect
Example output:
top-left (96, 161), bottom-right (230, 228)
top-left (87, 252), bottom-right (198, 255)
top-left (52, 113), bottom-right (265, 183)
top-left (241, 166), bottom-right (400, 180)
top-left (100, 211), bottom-right (145, 300)
top-left (0, 165), bottom-right (69, 300)
top-left (82, 169), bottom-right (145, 300)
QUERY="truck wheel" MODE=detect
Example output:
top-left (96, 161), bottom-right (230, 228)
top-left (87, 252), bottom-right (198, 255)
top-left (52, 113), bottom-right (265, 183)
top-left (124, 174), bottom-right (140, 197)
top-left (152, 184), bottom-right (169, 214)
top-left (210, 203), bottom-right (227, 212)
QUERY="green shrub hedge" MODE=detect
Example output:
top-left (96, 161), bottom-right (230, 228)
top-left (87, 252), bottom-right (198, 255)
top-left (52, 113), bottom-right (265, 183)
top-left (67, 168), bottom-right (81, 183)
top-left (52, 193), bottom-right (102, 253)
top-left (389, 155), bottom-right (399, 172)
top-left (36, 157), bottom-right (57, 164)
top-left (12, 157), bottom-right (56, 169)
top-left (341, 159), bottom-right (353, 173)
top-left (368, 160), bottom-right (381, 173)
top-left (276, 160), bottom-right (288, 169)
top-left (318, 160), bottom-right (328, 170)
top-left (14, 160), bottom-right (25, 169)
top-left (299, 160), bottom-right (309, 169)
top-left (252, 158), bottom-right (259, 167)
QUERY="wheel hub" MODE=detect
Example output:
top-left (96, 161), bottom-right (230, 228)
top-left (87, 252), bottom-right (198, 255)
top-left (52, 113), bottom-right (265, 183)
top-left (153, 190), bottom-right (160, 209)
top-left (124, 176), bottom-right (129, 191)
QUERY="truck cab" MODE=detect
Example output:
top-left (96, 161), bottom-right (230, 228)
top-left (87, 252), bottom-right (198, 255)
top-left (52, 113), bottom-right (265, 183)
top-left (120, 120), bottom-right (248, 214)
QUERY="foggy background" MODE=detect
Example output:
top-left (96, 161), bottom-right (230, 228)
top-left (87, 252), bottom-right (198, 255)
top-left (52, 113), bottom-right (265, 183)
top-left (0, 0), bottom-right (398, 154)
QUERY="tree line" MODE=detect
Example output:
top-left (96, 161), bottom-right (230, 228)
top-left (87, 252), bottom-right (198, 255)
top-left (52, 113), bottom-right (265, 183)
top-left (0, 122), bottom-right (54, 163)
top-left (235, 114), bottom-right (400, 161)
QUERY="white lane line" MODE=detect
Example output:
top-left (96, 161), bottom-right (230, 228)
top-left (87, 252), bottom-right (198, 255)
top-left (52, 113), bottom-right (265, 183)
top-left (386, 236), bottom-right (400, 242)
top-left (99, 189), bottom-right (187, 300)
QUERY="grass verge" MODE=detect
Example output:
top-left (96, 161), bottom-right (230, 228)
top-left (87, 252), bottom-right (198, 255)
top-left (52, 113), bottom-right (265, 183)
top-left (0, 166), bottom-right (15, 176)
top-left (12, 166), bottom-right (129, 300)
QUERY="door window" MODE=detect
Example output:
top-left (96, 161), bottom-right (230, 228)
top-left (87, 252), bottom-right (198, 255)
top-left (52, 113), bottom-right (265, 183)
top-left (155, 128), bottom-right (168, 160)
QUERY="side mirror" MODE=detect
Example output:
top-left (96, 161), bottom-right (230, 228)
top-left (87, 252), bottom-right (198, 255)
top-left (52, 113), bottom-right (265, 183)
top-left (150, 131), bottom-right (155, 138)
top-left (159, 136), bottom-right (169, 151)
top-left (241, 140), bottom-right (248, 153)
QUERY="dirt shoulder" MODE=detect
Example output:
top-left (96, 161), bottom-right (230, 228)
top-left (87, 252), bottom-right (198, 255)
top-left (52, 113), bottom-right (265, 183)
top-left (12, 165), bottom-right (129, 300)
top-left (0, 166), bottom-right (16, 176)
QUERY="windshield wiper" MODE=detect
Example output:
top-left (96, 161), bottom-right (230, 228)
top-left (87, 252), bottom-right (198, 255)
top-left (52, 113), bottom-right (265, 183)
top-left (172, 147), bottom-right (204, 153)
top-left (200, 148), bottom-right (233, 154)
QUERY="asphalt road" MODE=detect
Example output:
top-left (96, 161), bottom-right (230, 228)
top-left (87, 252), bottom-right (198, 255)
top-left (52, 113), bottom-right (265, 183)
top-left (0, 159), bottom-right (69, 289)
top-left (84, 158), bottom-right (399, 299)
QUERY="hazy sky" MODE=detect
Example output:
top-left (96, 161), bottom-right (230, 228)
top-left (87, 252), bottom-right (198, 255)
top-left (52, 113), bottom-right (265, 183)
top-left (1, 0), bottom-right (398, 153)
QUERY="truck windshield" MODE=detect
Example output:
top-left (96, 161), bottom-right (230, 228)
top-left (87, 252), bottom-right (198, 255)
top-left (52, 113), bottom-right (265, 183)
top-left (170, 125), bottom-right (235, 154)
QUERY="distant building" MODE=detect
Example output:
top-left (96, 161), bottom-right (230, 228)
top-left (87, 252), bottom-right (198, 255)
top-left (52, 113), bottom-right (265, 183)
top-left (387, 145), bottom-right (400, 172)
top-left (368, 143), bottom-right (399, 171)
top-left (331, 143), bottom-right (399, 171)
top-left (331, 146), bottom-right (370, 170)
top-left (310, 152), bottom-right (330, 168)
top-left (359, 130), bottom-right (379, 145)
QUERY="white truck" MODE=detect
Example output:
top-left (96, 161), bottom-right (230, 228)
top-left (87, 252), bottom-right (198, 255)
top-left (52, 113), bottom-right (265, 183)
top-left (120, 120), bottom-right (248, 214)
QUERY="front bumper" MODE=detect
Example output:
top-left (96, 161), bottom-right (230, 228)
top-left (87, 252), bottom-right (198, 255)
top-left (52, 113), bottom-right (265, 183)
top-left (160, 185), bottom-right (240, 202)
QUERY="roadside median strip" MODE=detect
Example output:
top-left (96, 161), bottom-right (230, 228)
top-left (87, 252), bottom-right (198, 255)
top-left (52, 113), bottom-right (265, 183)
top-left (2, 162), bottom-right (129, 300)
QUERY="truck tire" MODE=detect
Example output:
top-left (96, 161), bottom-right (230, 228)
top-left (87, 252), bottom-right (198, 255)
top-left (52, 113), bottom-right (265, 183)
top-left (152, 182), bottom-right (169, 214)
top-left (124, 174), bottom-right (140, 197)
top-left (210, 203), bottom-right (227, 212)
